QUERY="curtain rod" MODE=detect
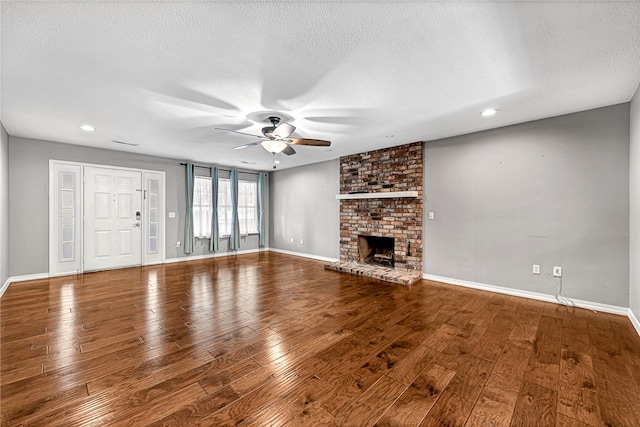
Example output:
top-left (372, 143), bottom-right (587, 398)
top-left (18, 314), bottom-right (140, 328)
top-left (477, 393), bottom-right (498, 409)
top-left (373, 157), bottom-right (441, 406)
top-left (179, 163), bottom-right (262, 175)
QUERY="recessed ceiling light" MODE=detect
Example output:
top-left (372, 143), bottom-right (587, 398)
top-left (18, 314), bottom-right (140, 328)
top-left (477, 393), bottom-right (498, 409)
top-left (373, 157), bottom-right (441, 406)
top-left (480, 109), bottom-right (497, 117)
top-left (274, 160), bottom-right (280, 164)
top-left (79, 124), bottom-right (95, 132)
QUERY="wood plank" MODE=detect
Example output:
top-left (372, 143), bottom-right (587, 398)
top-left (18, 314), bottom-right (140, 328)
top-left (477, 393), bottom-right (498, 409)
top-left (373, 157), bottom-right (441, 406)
top-left (596, 380), bottom-right (640, 427)
top-left (560, 348), bottom-right (595, 390)
top-left (282, 403), bottom-right (335, 427)
top-left (556, 413), bottom-right (591, 427)
top-left (445, 354), bottom-right (494, 402)
top-left (197, 373), bottom-right (308, 426)
top-left (376, 363), bottom-right (455, 426)
top-left (509, 380), bottom-right (557, 427)
top-left (465, 341), bottom-right (530, 426)
top-left (241, 376), bottom-right (332, 426)
top-left (160, 385), bottom-right (243, 426)
top-left (333, 375), bottom-right (407, 426)
top-left (557, 382), bottom-right (601, 426)
top-left (386, 342), bottom-right (439, 387)
top-left (419, 390), bottom-right (474, 427)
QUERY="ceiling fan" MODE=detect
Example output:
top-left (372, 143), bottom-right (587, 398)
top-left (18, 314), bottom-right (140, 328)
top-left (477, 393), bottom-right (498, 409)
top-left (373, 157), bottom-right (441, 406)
top-left (216, 116), bottom-right (331, 157)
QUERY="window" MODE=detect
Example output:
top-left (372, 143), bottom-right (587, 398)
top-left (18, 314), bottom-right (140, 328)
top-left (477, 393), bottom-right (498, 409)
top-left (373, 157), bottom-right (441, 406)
top-left (218, 179), bottom-right (258, 236)
top-left (193, 176), bottom-right (212, 238)
top-left (193, 176), bottom-right (258, 238)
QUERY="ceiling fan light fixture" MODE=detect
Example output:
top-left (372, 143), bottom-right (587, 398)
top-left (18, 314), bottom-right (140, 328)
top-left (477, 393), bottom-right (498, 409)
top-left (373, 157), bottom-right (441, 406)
top-left (261, 139), bottom-right (288, 154)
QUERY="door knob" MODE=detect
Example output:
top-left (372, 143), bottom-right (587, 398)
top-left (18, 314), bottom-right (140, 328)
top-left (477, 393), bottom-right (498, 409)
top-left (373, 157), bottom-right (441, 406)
top-left (133, 222), bottom-right (141, 228)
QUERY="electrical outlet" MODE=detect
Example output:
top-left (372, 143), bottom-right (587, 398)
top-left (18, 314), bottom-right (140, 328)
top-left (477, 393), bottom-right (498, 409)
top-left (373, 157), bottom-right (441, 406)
top-left (428, 212), bottom-right (435, 220)
top-left (300, 238), bottom-right (304, 245)
top-left (553, 266), bottom-right (562, 277)
top-left (532, 264), bottom-right (540, 275)
top-left (176, 241), bottom-right (181, 248)
top-left (290, 237), bottom-right (294, 243)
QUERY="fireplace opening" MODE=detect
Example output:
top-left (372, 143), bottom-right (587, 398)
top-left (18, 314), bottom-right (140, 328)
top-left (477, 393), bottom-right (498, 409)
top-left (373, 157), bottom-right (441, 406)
top-left (358, 235), bottom-right (395, 268)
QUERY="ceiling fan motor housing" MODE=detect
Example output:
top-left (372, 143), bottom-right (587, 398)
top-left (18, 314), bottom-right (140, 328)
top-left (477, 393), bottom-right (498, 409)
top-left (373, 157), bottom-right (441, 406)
top-left (262, 126), bottom-right (276, 139)
top-left (261, 117), bottom-right (282, 139)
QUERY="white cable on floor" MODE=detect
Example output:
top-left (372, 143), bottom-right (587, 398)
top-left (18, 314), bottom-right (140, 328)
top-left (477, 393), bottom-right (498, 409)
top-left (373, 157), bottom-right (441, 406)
top-left (555, 276), bottom-right (575, 308)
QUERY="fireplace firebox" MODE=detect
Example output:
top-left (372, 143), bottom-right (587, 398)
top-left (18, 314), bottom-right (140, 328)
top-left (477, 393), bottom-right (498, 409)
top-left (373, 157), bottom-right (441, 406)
top-left (358, 235), bottom-right (395, 268)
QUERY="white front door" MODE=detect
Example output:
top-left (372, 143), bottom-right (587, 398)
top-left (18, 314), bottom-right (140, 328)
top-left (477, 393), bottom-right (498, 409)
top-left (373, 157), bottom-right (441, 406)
top-left (83, 166), bottom-right (142, 271)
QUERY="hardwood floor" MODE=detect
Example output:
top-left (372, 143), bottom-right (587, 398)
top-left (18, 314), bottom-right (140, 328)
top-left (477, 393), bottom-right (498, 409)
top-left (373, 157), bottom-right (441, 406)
top-left (1, 252), bottom-right (639, 426)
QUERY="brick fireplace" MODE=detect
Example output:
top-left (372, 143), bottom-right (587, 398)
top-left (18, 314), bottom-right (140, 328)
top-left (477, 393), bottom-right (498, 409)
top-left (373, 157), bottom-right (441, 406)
top-left (326, 141), bottom-right (423, 285)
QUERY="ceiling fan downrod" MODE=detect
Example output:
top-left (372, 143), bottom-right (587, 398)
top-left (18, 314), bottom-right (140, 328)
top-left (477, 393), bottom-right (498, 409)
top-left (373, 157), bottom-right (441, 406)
top-left (268, 116), bottom-right (281, 126)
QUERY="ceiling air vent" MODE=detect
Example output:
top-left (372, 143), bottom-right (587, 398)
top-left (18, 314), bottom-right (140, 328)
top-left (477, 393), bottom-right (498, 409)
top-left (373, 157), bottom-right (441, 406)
top-left (112, 140), bottom-right (139, 147)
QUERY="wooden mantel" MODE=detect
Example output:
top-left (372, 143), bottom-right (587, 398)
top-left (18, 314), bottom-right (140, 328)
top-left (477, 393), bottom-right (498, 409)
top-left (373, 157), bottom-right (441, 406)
top-left (335, 191), bottom-right (418, 200)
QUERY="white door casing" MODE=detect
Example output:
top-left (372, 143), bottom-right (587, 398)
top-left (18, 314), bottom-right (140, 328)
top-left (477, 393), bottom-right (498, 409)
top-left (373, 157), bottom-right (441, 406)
top-left (143, 171), bottom-right (165, 265)
top-left (83, 166), bottom-right (142, 271)
top-left (49, 161), bottom-right (82, 276)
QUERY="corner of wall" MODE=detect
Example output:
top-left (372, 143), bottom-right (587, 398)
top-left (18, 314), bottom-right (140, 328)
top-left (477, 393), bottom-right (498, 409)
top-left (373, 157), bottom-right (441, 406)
top-left (629, 85), bottom-right (640, 322)
top-left (0, 122), bottom-right (9, 287)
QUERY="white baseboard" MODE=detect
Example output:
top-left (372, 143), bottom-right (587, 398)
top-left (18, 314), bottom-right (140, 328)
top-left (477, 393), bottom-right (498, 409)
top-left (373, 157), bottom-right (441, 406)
top-left (165, 247), bottom-right (267, 264)
top-left (9, 273), bottom-right (50, 282)
top-left (422, 273), bottom-right (628, 316)
top-left (0, 273), bottom-right (50, 298)
top-left (48, 271), bottom-right (82, 278)
top-left (267, 248), bottom-right (339, 263)
top-left (0, 278), bottom-right (10, 298)
top-left (629, 309), bottom-right (640, 336)
top-left (143, 261), bottom-right (165, 266)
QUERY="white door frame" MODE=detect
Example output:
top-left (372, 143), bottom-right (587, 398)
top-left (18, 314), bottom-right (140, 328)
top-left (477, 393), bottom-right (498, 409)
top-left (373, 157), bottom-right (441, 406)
top-left (49, 160), bottom-right (166, 276)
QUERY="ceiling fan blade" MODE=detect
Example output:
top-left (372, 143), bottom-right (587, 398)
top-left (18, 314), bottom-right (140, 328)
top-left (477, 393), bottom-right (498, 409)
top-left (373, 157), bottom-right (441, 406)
top-left (282, 145), bottom-right (296, 156)
top-left (233, 141), bottom-right (262, 150)
top-left (273, 122), bottom-right (296, 139)
top-left (215, 128), bottom-right (263, 138)
top-left (287, 138), bottom-right (331, 147)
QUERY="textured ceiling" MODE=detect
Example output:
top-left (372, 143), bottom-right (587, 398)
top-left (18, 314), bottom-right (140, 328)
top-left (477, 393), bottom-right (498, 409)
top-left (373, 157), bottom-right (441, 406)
top-left (2, 1), bottom-right (640, 171)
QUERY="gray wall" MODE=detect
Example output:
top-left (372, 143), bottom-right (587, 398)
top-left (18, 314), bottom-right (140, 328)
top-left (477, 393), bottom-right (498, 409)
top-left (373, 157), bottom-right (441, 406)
top-left (424, 104), bottom-right (630, 307)
top-left (270, 159), bottom-right (339, 259)
top-left (630, 88), bottom-right (640, 319)
top-left (8, 136), bottom-right (268, 277)
top-left (0, 123), bottom-right (9, 284)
